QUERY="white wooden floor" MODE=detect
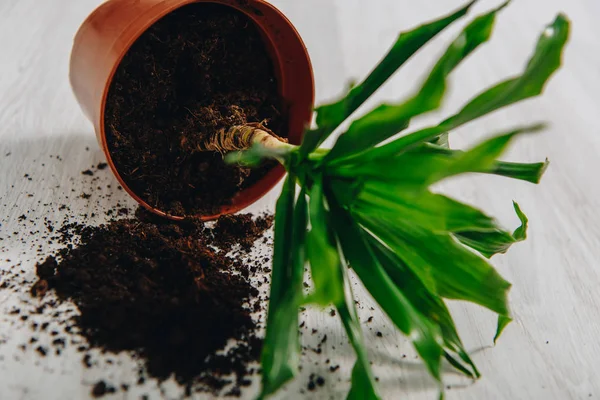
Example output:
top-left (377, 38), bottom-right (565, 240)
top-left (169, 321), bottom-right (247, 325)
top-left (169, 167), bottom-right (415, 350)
top-left (1, 0), bottom-right (599, 399)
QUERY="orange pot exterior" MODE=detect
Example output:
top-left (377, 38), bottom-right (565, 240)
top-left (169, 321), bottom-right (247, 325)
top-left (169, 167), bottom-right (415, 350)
top-left (70, 0), bottom-right (314, 220)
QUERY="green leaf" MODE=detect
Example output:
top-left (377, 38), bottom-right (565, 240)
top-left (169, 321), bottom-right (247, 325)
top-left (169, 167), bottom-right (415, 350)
top-left (260, 176), bottom-right (306, 398)
top-left (494, 315), bottom-right (513, 344)
top-left (298, 1), bottom-right (477, 156)
top-left (336, 266), bottom-right (381, 399)
top-left (355, 184), bottom-right (500, 234)
top-left (356, 214), bottom-right (511, 316)
top-left (330, 124), bottom-right (546, 192)
top-left (428, 124), bottom-right (545, 184)
top-left (455, 201), bottom-right (528, 258)
top-left (304, 177), bottom-right (345, 306)
top-left (407, 143), bottom-right (550, 184)
top-left (325, 3), bottom-right (506, 161)
top-left (444, 352), bottom-right (478, 379)
top-left (511, 201), bottom-right (528, 241)
top-left (454, 229), bottom-right (516, 259)
top-left (346, 358), bottom-right (381, 400)
top-left (366, 234), bottom-right (480, 378)
top-left (489, 159), bottom-right (549, 184)
top-left (359, 14), bottom-right (570, 161)
top-left (417, 143), bottom-right (550, 184)
top-left (330, 204), bottom-right (444, 380)
top-left (330, 145), bottom-right (455, 193)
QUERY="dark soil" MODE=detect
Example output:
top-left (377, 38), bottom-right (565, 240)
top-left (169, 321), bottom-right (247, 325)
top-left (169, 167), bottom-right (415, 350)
top-left (0, 149), bottom-right (292, 399)
top-left (213, 213), bottom-right (274, 252)
top-left (105, 3), bottom-right (287, 217)
top-left (30, 209), bottom-right (273, 396)
top-left (91, 381), bottom-right (116, 398)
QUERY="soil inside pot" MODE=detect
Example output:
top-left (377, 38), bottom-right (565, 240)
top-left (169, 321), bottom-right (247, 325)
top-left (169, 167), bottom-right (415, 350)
top-left (105, 3), bottom-right (287, 217)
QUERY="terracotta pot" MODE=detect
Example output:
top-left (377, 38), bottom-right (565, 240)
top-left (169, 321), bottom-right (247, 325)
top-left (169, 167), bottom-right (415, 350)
top-left (70, 0), bottom-right (315, 220)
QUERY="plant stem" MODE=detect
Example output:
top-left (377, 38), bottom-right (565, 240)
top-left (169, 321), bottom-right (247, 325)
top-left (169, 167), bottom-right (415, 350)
top-left (200, 124), bottom-right (294, 154)
top-left (205, 123), bottom-right (331, 168)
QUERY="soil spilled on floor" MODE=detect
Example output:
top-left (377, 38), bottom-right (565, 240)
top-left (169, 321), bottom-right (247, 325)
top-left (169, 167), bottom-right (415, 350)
top-left (27, 208), bottom-right (272, 397)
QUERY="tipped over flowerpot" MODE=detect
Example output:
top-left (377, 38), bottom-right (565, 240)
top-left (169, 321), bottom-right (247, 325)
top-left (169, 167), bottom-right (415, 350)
top-left (70, 0), bottom-right (314, 220)
top-left (68, 1), bottom-right (571, 398)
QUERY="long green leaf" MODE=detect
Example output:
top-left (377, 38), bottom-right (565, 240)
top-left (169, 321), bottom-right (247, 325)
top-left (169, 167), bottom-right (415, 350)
top-left (305, 177), bottom-right (345, 306)
top-left (298, 1), bottom-right (477, 156)
top-left (358, 14), bottom-right (569, 161)
top-left (356, 184), bottom-right (501, 234)
top-left (260, 176), bottom-right (306, 398)
top-left (329, 204), bottom-right (444, 380)
top-left (331, 177), bottom-right (520, 306)
top-left (336, 265), bottom-right (381, 399)
top-left (330, 124), bottom-right (546, 193)
top-left (330, 145), bottom-right (454, 193)
top-left (400, 142), bottom-right (549, 184)
top-left (325, 2), bottom-right (507, 161)
top-left (357, 214), bottom-right (511, 316)
top-left (428, 124), bottom-right (544, 184)
top-left (366, 234), bottom-right (480, 378)
top-left (418, 143), bottom-right (549, 184)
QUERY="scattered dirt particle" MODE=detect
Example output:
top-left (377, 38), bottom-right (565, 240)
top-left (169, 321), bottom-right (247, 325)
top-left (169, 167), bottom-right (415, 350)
top-left (213, 213), bottom-right (273, 252)
top-left (91, 381), bottom-right (116, 398)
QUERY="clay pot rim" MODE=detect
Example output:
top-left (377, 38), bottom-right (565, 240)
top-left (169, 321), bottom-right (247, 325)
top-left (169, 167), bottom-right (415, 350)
top-left (87, 0), bottom-right (315, 221)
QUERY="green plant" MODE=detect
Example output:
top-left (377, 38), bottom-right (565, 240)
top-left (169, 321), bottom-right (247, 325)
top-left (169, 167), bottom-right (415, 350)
top-left (226, 2), bottom-right (569, 398)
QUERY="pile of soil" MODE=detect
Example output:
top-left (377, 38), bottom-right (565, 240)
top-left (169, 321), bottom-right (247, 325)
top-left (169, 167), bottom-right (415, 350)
top-left (105, 3), bottom-right (288, 217)
top-left (30, 208), bottom-right (273, 397)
